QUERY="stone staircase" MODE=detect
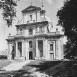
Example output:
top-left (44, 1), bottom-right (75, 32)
top-left (14, 57), bottom-right (26, 62)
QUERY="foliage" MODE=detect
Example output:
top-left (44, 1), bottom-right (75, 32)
top-left (0, 0), bottom-right (18, 27)
top-left (57, 0), bottom-right (77, 58)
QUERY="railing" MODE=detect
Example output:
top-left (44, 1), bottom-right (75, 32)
top-left (47, 31), bottom-right (60, 35)
top-left (8, 36), bottom-right (14, 39)
top-left (27, 20), bottom-right (36, 23)
top-left (35, 31), bottom-right (45, 35)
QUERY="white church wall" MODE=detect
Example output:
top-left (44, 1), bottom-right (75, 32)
top-left (55, 39), bottom-right (63, 60)
top-left (23, 28), bottom-right (29, 36)
top-left (24, 14), bottom-right (29, 23)
top-left (33, 27), bottom-right (36, 35)
top-left (37, 12), bottom-right (41, 22)
top-left (44, 26), bottom-right (48, 34)
top-left (32, 13), bottom-right (36, 22)
top-left (23, 12), bottom-right (37, 24)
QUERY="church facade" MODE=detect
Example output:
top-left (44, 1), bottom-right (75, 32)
top-left (6, 5), bottom-right (64, 60)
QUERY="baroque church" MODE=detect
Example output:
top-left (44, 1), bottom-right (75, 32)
top-left (6, 4), bottom-right (64, 60)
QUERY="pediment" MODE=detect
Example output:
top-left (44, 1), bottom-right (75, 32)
top-left (22, 6), bottom-right (41, 13)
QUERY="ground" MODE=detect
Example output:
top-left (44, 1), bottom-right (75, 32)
top-left (0, 59), bottom-right (77, 77)
top-left (0, 60), bottom-right (11, 69)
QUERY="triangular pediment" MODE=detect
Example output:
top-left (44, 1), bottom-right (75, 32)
top-left (22, 6), bottom-right (41, 13)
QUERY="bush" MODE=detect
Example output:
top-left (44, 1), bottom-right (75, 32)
top-left (0, 55), bottom-right (7, 59)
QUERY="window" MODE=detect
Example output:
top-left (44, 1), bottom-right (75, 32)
top-left (30, 15), bottom-right (32, 21)
top-left (39, 26), bottom-right (42, 32)
top-left (50, 44), bottom-right (53, 51)
top-left (29, 41), bottom-right (32, 48)
top-left (29, 28), bottom-right (33, 35)
top-left (19, 29), bottom-right (23, 34)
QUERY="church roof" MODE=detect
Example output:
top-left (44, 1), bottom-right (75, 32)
top-left (22, 5), bottom-right (41, 13)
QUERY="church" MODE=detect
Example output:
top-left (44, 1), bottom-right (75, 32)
top-left (6, 4), bottom-right (64, 60)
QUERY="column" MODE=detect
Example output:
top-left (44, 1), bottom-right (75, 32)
top-left (35, 40), bottom-right (39, 59)
top-left (43, 40), bottom-right (45, 59)
top-left (22, 41), bottom-right (26, 57)
top-left (15, 41), bottom-right (18, 59)
top-left (55, 40), bottom-right (61, 60)
top-left (58, 40), bottom-right (62, 60)
top-left (26, 40), bottom-right (29, 60)
top-left (55, 40), bottom-right (58, 60)
top-left (43, 40), bottom-right (48, 59)
top-left (8, 43), bottom-right (11, 60)
top-left (60, 39), bottom-right (64, 59)
top-left (51, 41), bottom-right (56, 60)
top-left (22, 41), bottom-right (24, 57)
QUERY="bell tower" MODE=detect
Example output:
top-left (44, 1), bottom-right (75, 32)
top-left (40, 0), bottom-right (46, 17)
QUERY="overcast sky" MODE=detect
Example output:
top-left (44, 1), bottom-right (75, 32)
top-left (0, 0), bottom-right (64, 51)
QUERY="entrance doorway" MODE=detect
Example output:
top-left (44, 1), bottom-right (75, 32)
top-left (38, 40), bottom-right (43, 57)
top-left (18, 42), bottom-right (22, 57)
top-left (29, 51), bottom-right (33, 59)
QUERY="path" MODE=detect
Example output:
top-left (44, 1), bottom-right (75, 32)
top-left (1, 60), bottom-right (30, 71)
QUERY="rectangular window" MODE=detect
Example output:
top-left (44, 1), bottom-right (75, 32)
top-left (29, 28), bottom-right (33, 35)
top-left (39, 26), bottom-right (42, 32)
top-left (29, 41), bottom-right (32, 48)
top-left (20, 29), bottom-right (23, 34)
top-left (50, 44), bottom-right (53, 51)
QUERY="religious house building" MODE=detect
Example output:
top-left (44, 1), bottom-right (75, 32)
top-left (6, 4), bottom-right (64, 60)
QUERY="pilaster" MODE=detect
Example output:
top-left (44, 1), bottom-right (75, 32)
top-left (55, 39), bottom-right (62, 60)
top-left (43, 39), bottom-right (47, 59)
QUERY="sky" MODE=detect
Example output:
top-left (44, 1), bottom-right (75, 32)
top-left (0, 0), bottom-right (65, 52)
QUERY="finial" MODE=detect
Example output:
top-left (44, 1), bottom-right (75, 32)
top-left (42, 0), bottom-right (44, 10)
top-left (9, 33), bottom-right (11, 36)
top-left (42, 0), bottom-right (44, 7)
top-left (31, 2), bottom-right (32, 6)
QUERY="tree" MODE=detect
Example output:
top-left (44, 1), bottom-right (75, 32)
top-left (57, 0), bottom-right (77, 58)
top-left (0, 0), bottom-right (19, 27)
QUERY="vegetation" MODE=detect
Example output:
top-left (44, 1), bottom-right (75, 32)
top-left (0, 55), bottom-right (7, 59)
top-left (0, 0), bottom-right (19, 27)
top-left (57, 0), bottom-right (77, 58)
